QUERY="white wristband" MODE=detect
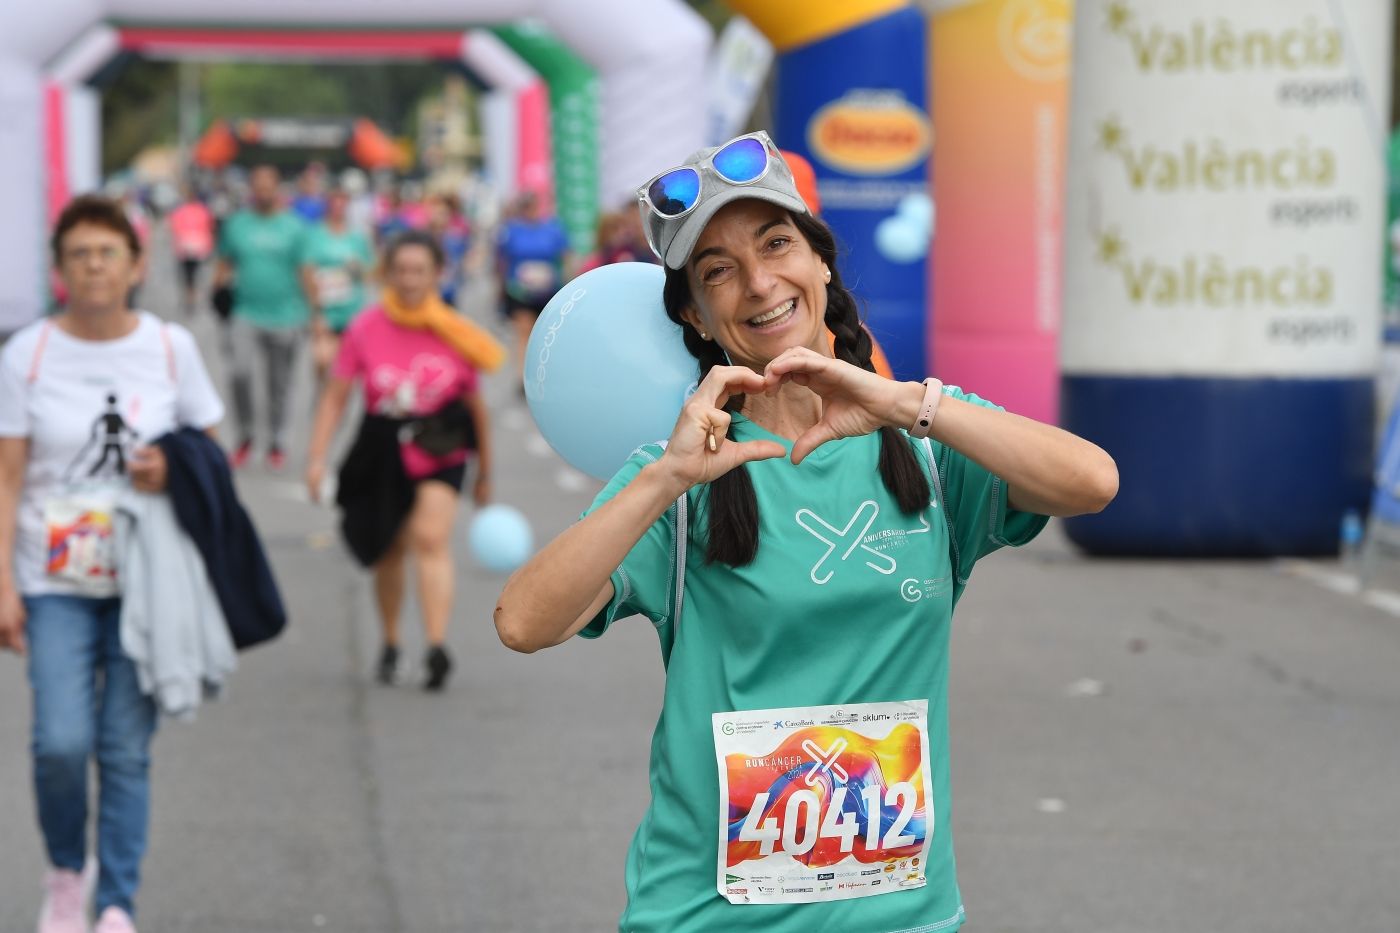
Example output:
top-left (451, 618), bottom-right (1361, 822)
top-left (909, 378), bottom-right (943, 439)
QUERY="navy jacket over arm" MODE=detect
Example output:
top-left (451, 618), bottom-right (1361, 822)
top-left (155, 428), bottom-right (287, 650)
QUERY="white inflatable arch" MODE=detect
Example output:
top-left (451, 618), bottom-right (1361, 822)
top-left (0, 0), bottom-right (711, 331)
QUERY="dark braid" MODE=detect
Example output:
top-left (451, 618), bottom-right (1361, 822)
top-left (662, 210), bottom-right (930, 567)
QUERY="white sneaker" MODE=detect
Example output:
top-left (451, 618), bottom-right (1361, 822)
top-left (94, 907), bottom-right (136, 933)
top-left (37, 868), bottom-right (88, 933)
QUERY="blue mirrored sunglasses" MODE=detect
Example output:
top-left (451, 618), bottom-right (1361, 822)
top-left (638, 133), bottom-right (776, 222)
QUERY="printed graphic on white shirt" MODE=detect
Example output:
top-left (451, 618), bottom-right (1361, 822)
top-left (713, 700), bottom-right (934, 906)
top-left (43, 390), bottom-right (143, 596)
top-left (63, 392), bottom-right (139, 482)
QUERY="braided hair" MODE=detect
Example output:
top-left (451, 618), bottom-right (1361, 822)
top-left (662, 210), bottom-right (930, 567)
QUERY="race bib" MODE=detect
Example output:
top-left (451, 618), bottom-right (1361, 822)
top-left (43, 486), bottom-right (121, 597)
top-left (315, 267), bottom-right (354, 307)
top-left (713, 699), bottom-right (933, 906)
top-left (514, 260), bottom-right (557, 294)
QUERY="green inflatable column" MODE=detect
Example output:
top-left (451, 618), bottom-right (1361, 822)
top-left (495, 22), bottom-right (600, 256)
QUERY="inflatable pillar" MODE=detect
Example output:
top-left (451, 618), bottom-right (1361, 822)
top-left (1061, 0), bottom-right (1394, 555)
top-left (929, 0), bottom-right (1071, 425)
top-left (463, 29), bottom-right (548, 207)
top-left (495, 23), bottom-right (600, 255)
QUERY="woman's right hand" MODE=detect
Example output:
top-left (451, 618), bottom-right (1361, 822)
top-left (656, 366), bottom-right (786, 490)
top-left (0, 588), bottom-right (26, 655)
top-left (306, 460), bottom-right (326, 504)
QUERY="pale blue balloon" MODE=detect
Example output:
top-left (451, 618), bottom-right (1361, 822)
top-left (524, 262), bottom-right (698, 481)
top-left (468, 504), bottom-right (534, 574)
top-left (896, 192), bottom-right (935, 234)
top-left (875, 215), bottom-right (929, 264)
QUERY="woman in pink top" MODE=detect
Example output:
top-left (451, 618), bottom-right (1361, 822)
top-left (305, 231), bottom-right (492, 691)
top-left (168, 189), bottom-right (214, 315)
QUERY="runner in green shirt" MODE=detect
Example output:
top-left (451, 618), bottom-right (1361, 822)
top-left (495, 131), bottom-right (1119, 933)
top-left (305, 191), bottom-right (375, 334)
top-left (217, 193), bottom-right (312, 331)
top-left (213, 164), bottom-right (316, 470)
top-left (305, 188), bottom-right (375, 389)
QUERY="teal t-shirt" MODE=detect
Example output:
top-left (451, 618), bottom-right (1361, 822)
top-left (304, 224), bottom-right (374, 331)
top-left (581, 389), bottom-right (1047, 933)
top-left (218, 209), bottom-right (311, 329)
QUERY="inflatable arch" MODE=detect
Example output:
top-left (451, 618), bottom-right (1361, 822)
top-left (47, 25), bottom-right (555, 227)
top-left (0, 0), bottom-right (710, 332)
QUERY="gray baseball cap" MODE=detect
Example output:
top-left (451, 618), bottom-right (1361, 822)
top-left (637, 131), bottom-right (811, 271)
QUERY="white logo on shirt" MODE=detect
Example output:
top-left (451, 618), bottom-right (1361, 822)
top-left (369, 353), bottom-right (457, 417)
top-left (794, 501), bottom-right (898, 585)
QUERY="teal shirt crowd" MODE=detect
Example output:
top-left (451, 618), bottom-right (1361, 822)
top-left (303, 224), bottom-right (375, 332)
top-left (581, 388), bottom-right (1048, 933)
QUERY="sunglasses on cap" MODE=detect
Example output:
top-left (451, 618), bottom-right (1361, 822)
top-left (637, 132), bottom-right (780, 224)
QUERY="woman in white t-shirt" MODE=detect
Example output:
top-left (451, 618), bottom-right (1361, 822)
top-left (0, 195), bottom-right (225, 933)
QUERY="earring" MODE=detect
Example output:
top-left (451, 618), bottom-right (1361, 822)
top-left (700, 331), bottom-right (710, 340)
top-left (822, 266), bottom-right (831, 283)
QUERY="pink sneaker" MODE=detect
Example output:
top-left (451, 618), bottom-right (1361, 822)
top-left (94, 907), bottom-right (136, 933)
top-left (37, 868), bottom-right (87, 933)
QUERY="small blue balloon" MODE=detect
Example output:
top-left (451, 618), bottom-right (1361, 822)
top-left (896, 192), bottom-right (935, 234)
top-left (524, 262), bottom-right (697, 481)
top-left (468, 505), bottom-right (534, 574)
top-left (875, 215), bottom-right (929, 264)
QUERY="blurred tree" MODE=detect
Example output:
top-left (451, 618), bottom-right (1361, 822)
top-left (203, 62), bottom-right (347, 116)
top-left (687, 0), bottom-right (733, 32)
top-left (102, 59), bottom-right (448, 174)
top-left (100, 57), bottom-right (177, 173)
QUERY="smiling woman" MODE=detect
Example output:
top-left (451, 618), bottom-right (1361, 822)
top-left (493, 131), bottom-right (1118, 933)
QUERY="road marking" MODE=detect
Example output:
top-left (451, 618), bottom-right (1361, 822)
top-left (1275, 559), bottom-right (1400, 618)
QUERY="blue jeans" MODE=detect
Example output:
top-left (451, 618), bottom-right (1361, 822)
top-left (24, 595), bottom-right (158, 918)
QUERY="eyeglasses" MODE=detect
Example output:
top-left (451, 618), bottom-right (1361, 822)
top-left (62, 245), bottom-right (130, 265)
top-left (637, 132), bottom-right (778, 224)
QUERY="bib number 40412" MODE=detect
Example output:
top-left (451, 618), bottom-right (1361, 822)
top-left (738, 782), bottom-right (918, 857)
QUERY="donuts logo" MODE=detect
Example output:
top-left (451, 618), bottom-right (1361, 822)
top-left (807, 91), bottom-right (931, 177)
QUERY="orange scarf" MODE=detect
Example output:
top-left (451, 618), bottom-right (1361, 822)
top-left (381, 290), bottom-right (506, 373)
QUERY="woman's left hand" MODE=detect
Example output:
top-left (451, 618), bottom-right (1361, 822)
top-left (473, 475), bottom-right (491, 508)
top-left (763, 347), bottom-right (914, 465)
top-left (129, 446), bottom-right (168, 493)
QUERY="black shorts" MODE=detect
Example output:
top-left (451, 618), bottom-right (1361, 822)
top-left (503, 291), bottom-right (551, 318)
top-left (420, 462), bottom-right (466, 491)
top-left (179, 258), bottom-right (201, 290)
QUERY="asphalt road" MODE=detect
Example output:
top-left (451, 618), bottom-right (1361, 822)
top-left (0, 223), bottom-right (1397, 932)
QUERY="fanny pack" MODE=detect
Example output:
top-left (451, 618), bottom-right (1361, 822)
top-left (401, 399), bottom-right (477, 457)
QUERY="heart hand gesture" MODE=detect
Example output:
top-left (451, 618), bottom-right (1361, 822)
top-left (763, 347), bottom-right (911, 464)
top-left (657, 365), bottom-right (788, 489)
